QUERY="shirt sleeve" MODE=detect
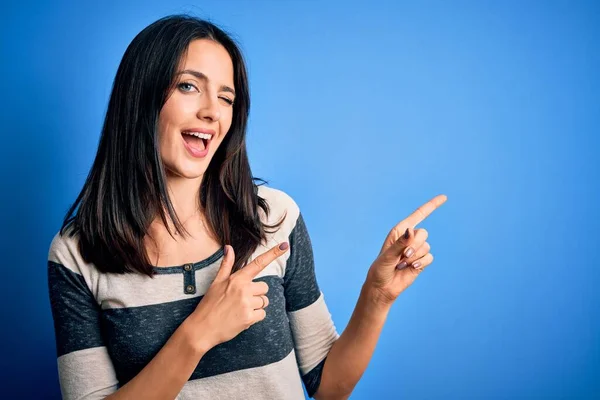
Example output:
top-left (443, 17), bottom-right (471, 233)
top-left (47, 233), bottom-right (119, 399)
top-left (283, 213), bottom-right (340, 398)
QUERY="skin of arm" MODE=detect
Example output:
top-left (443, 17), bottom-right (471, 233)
top-left (313, 285), bottom-right (392, 400)
top-left (314, 196), bottom-right (447, 399)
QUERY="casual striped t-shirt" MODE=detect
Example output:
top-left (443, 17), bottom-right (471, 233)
top-left (47, 185), bottom-right (339, 399)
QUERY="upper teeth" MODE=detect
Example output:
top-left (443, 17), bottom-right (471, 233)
top-left (184, 131), bottom-right (212, 140)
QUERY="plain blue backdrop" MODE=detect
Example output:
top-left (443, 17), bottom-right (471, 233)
top-left (1, 0), bottom-right (599, 398)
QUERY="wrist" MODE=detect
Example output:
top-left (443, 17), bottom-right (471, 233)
top-left (360, 283), bottom-right (394, 312)
top-left (181, 313), bottom-right (214, 355)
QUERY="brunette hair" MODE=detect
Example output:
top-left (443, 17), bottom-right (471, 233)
top-left (60, 14), bottom-right (285, 276)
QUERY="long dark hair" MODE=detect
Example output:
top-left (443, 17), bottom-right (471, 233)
top-left (60, 14), bottom-right (285, 277)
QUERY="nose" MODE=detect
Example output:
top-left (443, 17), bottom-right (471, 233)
top-left (196, 91), bottom-right (221, 123)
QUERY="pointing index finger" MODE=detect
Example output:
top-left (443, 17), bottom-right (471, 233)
top-left (237, 242), bottom-right (289, 280)
top-left (404, 194), bottom-right (447, 227)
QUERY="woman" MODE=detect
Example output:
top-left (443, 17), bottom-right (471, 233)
top-left (48, 14), bottom-right (446, 400)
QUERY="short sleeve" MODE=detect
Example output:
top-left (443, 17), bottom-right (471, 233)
top-left (283, 213), bottom-right (339, 398)
top-left (47, 233), bottom-right (119, 399)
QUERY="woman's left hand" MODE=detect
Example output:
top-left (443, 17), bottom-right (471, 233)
top-left (365, 195), bottom-right (447, 306)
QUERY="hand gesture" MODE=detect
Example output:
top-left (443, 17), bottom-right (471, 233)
top-left (365, 195), bottom-right (447, 304)
top-left (189, 242), bottom-right (290, 350)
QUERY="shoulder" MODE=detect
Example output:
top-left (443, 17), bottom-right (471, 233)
top-left (257, 184), bottom-right (301, 230)
top-left (48, 227), bottom-right (79, 267)
top-left (47, 227), bottom-right (97, 279)
top-left (257, 184), bottom-right (299, 212)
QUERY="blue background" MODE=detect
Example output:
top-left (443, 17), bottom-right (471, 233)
top-left (1, 0), bottom-right (599, 398)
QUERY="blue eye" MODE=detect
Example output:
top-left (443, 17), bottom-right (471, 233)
top-left (178, 82), bottom-right (197, 92)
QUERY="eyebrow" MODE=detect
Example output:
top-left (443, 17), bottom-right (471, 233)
top-left (175, 69), bottom-right (236, 96)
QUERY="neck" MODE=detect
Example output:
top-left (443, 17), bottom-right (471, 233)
top-left (148, 172), bottom-right (205, 238)
top-left (168, 174), bottom-right (204, 217)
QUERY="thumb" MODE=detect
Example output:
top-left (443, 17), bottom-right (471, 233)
top-left (214, 245), bottom-right (235, 282)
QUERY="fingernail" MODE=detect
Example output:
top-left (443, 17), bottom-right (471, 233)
top-left (396, 261), bottom-right (408, 270)
top-left (404, 247), bottom-right (415, 258)
top-left (404, 228), bottom-right (410, 240)
top-left (223, 245), bottom-right (229, 256)
top-left (279, 242), bottom-right (289, 250)
top-left (412, 262), bottom-right (422, 269)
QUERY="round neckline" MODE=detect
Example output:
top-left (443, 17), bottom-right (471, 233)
top-left (151, 247), bottom-right (225, 275)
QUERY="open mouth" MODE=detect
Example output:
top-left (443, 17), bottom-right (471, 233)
top-left (181, 131), bottom-right (212, 152)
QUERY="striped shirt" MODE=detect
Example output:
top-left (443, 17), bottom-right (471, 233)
top-left (47, 185), bottom-right (339, 399)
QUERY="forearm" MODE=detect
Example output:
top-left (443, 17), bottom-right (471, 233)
top-left (106, 316), bottom-right (210, 400)
top-left (316, 284), bottom-right (392, 399)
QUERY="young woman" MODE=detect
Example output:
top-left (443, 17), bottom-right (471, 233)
top-left (47, 14), bottom-right (446, 400)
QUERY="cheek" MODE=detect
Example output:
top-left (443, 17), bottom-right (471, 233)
top-left (158, 103), bottom-right (187, 142)
top-left (157, 116), bottom-right (176, 148)
top-left (157, 110), bottom-right (183, 158)
top-left (158, 103), bottom-right (176, 138)
top-left (216, 122), bottom-right (233, 149)
top-left (221, 111), bottom-right (234, 135)
top-left (159, 94), bottom-right (196, 126)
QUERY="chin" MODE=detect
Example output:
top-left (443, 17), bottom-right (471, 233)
top-left (164, 161), bottom-right (208, 180)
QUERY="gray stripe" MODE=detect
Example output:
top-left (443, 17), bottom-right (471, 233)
top-left (101, 275), bottom-right (294, 384)
top-left (284, 213), bottom-right (321, 312)
top-left (284, 213), bottom-right (340, 397)
top-left (48, 261), bottom-right (105, 357)
top-left (303, 357), bottom-right (328, 398)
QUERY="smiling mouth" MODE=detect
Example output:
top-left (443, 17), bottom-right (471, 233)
top-left (181, 131), bottom-right (210, 151)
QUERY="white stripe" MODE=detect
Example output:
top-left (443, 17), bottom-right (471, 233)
top-left (287, 292), bottom-right (340, 375)
top-left (178, 349), bottom-right (305, 400)
top-left (57, 347), bottom-right (118, 400)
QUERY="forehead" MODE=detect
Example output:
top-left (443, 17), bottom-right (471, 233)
top-left (179, 39), bottom-right (234, 85)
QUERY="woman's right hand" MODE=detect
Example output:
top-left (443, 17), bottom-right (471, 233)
top-left (186, 242), bottom-right (290, 352)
